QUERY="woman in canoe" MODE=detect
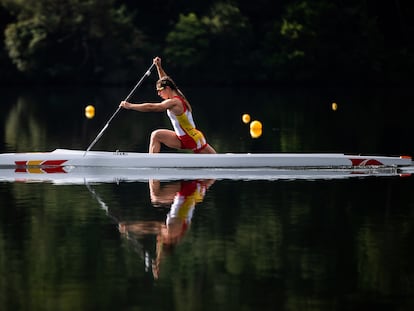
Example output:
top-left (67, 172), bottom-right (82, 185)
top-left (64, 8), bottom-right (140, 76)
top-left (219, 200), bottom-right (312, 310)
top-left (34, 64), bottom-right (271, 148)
top-left (119, 57), bottom-right (216, 154)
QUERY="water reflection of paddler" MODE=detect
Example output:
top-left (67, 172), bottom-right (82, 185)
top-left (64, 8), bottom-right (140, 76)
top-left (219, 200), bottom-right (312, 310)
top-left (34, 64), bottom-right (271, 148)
top-left (153, 179), bottom-right (213, 239)
top-left (119, 179), bottom-right (214, 278)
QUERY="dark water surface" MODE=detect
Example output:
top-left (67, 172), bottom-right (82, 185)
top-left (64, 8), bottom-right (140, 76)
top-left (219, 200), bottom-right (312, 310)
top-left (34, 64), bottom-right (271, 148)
top-left (1, 86), bottom-right (414, 310)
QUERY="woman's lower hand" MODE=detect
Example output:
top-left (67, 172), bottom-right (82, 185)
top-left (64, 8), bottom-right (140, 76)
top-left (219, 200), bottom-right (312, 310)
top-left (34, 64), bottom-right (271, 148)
top-left (119, 101), bottom-right (130, 109)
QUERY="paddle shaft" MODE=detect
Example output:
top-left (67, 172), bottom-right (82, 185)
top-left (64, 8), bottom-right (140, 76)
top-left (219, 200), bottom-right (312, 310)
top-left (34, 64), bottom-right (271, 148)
top-left (84, 63), bottom-right (155, 156)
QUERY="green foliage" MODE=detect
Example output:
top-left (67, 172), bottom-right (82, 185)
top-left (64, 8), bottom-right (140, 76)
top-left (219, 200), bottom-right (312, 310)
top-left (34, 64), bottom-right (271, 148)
top-left (0, 0), bottom-right (413, 85)
top-left (5, 18), bottom-right (45, 73)
top-left (165, 2), bottom-right (253, 83)
top-left (204, 2), bottom-right (250, 36)
top-left (264, 0), bottom-right (387, 82)
top-left (165, 13), bottom-right (209, 68)
top-left (2, 0), bottom-right (146, 83)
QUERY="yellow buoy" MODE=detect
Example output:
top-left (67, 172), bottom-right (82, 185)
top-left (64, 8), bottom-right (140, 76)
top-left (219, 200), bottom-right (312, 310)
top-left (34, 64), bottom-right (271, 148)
top-left (249, 120), bottom-right (262, 138)
top-left (331, 102), bottom-right (338, 111)
top-left (242, 113), bottom-right (251, 124)
top-left (250, 120), bottom-right (262, 131)
top-left (85, 105), bottom-right (95, 119)
top-left (250, 128), bottom-right (262, 138)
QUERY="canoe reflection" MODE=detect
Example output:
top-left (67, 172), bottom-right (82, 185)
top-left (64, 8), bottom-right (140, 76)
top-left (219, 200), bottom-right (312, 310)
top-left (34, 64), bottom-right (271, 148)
top-left (117, 179), bottom-right (214, 279)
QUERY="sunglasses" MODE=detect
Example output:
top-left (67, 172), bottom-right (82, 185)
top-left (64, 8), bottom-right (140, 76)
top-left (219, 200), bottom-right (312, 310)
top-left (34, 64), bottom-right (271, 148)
top-left (156, 87), bottom-right (165, 92)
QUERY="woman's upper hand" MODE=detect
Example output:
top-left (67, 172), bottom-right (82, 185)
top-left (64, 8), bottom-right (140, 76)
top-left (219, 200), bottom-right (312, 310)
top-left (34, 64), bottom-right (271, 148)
top-left (153, 56), bottom-right (161, 67)
top-left (119, 101), bottom-right (131, 109)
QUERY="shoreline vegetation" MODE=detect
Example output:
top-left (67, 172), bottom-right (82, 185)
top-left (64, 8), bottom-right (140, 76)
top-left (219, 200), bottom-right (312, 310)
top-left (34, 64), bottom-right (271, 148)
top-left (1, 0), bottom-right (412, 87)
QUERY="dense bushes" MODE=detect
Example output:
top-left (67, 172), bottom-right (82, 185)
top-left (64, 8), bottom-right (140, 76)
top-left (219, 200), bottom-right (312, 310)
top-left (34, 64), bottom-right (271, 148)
top-left (0, 0), bottom-right (412, 85)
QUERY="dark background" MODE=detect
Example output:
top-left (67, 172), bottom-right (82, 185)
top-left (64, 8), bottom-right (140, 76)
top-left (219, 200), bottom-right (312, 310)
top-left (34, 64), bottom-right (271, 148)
top-left (1, 0), bottom-right (413, 86)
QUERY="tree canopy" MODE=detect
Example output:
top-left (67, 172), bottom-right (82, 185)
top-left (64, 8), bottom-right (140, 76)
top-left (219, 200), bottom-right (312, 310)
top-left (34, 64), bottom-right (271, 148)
top-left (0, 0), bottom-right (412, 85)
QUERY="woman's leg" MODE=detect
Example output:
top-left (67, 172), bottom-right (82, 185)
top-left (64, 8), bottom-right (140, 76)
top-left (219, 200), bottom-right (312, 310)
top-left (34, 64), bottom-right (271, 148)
top-left (198, 144), bottom-right (217, 154)
top-left (149, 129), bottom-right (181, 153)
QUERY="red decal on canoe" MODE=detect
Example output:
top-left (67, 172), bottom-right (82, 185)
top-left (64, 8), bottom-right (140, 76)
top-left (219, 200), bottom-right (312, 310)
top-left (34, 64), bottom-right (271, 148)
top-left (43, 166), bottom-right (67, 173)
top-left (350, 158), bottom-right (383, 166)
top-left (42, 160), bottom-right (67, 166)
top-left (15, 161), bottom-right (27, 167)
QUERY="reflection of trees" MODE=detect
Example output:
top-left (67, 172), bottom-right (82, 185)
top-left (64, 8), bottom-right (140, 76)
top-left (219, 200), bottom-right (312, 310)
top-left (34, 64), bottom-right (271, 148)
top-left (1, 179), bottom-right (414, 310)
top-left (0, 183), bottom-right (138, 310)
top-left (2, 88), bottom-right (156, 152)
top-left (159, 180), bottom-right (414, 310)
top-left (5, 96), bottom-right (46, 151)
top-left (1, 86), bottom-right (408, 154)
top-left (356, 207), bottom-right (414, 297)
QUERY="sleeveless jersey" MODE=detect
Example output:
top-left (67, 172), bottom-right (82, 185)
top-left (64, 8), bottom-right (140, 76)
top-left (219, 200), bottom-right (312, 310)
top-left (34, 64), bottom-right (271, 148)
top-left (166, 96), bottom-right (207, 151)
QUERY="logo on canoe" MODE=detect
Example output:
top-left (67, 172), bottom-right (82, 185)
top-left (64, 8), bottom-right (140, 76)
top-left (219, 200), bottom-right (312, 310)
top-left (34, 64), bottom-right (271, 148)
top-left (15, 160), bottom-right (68, 173)
top-left (350, 158), bottom-right (383, 166)
top-left (113, 150), bottom-right (128, 155)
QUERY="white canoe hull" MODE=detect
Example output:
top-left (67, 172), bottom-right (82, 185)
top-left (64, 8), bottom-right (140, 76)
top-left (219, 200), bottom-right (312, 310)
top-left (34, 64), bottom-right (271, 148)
top-left (0, 149), bottom-right (411, 169)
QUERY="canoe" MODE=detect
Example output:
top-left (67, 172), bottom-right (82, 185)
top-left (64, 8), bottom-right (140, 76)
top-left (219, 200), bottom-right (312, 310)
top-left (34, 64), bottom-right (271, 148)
top-left (0, 149), bottom-right (411, 169)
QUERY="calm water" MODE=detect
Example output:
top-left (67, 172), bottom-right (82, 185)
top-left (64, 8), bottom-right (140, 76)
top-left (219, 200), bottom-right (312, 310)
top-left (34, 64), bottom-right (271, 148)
top-left (1, 86), bottom-right (414, 310)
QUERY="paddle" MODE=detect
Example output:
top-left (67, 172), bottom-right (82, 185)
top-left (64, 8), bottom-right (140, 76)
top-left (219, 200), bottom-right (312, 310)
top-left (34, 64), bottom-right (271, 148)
top-left (84, 63), bottom-right (155, 156)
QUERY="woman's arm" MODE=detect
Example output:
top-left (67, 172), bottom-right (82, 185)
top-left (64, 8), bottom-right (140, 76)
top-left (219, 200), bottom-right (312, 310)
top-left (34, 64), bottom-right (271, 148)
top-left (154, 57), bottom-right (167, 78)
top-left (119, 99), bottom-right (178, 113)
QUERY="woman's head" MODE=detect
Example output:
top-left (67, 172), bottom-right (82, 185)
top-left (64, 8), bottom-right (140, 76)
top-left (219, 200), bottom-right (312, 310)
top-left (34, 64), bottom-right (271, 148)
top-left (156, 76), bottom-right (192, 111)
top-left (156, 76), bottom-right (177, 92)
